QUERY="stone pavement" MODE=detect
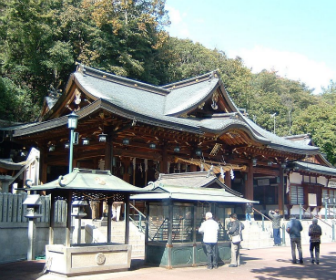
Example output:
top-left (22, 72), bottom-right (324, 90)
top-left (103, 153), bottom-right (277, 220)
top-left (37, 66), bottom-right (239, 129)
top-left (1, 242), bottom-right (336, 280)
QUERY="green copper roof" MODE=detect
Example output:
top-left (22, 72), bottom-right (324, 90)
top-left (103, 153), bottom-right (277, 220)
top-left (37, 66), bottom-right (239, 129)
top-left (28, 168), bottom-right (148, 193)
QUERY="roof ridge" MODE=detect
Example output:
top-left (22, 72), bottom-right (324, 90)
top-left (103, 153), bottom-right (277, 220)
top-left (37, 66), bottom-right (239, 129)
top-left (159, 171), bottom-right (212, 179)
top-left (162, 70), bottom-right (219, 90)
top-left (75, 63), bottom-right (170, 96)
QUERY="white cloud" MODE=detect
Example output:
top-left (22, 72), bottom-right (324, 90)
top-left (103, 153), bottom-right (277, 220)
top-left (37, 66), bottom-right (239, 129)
top-left (228, 46), bottom-right (336, 93)
top-left (166, 5), bottom-right (190, 39)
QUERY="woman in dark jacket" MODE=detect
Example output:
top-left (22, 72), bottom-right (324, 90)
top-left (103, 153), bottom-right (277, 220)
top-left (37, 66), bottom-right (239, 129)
top-left (227, 213), bottom-right (245, 267)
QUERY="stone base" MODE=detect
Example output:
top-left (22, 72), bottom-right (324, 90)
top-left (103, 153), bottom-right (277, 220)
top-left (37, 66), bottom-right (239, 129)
top-left (45, 244), bottom-right (132, 276)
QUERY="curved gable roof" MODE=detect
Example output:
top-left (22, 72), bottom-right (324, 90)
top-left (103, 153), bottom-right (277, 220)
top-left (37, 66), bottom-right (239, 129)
top-left (164, 72), bottom-right (220, 116)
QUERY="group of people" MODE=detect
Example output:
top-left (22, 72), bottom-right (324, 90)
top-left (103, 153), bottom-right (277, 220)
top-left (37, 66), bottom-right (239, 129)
top-left (269, 208), bottom-right (322, 265)
top-left (285, 215), bottom-right (322, 265)
top-left (198, 212), bottom-right (244, 269)
top-left (198, 209), bottom-right (322, 270)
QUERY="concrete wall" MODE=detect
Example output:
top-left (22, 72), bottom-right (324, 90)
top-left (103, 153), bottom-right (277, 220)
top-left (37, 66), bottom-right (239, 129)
top-left (0, 223), bottom-right (66, 264)
top-left (0, 193), bottom-right (67, 264)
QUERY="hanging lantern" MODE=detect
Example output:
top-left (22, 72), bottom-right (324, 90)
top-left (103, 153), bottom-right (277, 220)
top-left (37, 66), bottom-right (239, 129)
top-left (195, 148), bottom-right (202, 156)
top-left (98, 133), bottom-right (107, 143)
top-left (122, 138), bottom-right (130, 145)
top-left (82, 138), bottom-right (90, 145)
top-left (149, 143), bottom-right (156, 149)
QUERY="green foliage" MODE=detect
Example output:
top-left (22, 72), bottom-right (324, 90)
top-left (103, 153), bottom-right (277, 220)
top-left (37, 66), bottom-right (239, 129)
top-left (0, 77), bottom-right (39, 122)
top-left (1, 0), bottom-right (336, 164)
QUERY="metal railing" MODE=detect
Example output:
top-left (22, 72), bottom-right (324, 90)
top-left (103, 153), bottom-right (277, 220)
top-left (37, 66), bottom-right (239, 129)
top-left (252, 207), bottom-right (271, 231)
top-left (129, 203), bottom-right (146, 233)
top-left (299, 205), bottom-right (335, 241)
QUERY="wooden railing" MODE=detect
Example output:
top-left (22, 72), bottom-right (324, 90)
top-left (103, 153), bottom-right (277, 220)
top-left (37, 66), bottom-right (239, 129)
top-left (0, 193), bottom-right (66, 224)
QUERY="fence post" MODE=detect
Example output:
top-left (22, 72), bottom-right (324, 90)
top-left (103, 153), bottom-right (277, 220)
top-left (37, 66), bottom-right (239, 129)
top-left (281, 224), bottom-right (286, 246)
top-left (299, 204), bottom-right (302, 220)
top-left (139, 213), bottom-right (142, 231)
top-left (261, 215), bottom-right (265, 231)
top-left (332, 221), bottom-right (335, 242)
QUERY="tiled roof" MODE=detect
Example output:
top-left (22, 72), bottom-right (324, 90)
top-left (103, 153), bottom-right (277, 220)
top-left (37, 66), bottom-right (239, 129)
top-left (11, 65), bottom-right (320, 155)
top-left (28, 168), bottom-right (150, 193)
top-left (131, 172), bottom-right (256, 203)
top-left (292, 161), bottom-right (336, 176)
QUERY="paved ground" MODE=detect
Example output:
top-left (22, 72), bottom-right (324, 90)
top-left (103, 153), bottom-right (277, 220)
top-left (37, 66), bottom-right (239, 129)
top-left (1, 242), bottom-right (336, 280)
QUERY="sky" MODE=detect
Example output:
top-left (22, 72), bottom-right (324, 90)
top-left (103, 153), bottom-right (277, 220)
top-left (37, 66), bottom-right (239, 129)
top-left (165, 0), bottom-right (336, 94)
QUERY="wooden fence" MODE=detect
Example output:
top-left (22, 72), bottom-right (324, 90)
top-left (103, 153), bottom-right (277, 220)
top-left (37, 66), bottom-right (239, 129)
top-left (0, 193), bottom-right (67, 224)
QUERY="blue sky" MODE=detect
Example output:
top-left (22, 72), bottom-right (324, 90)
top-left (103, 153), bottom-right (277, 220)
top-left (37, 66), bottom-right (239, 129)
top-left (165, 0), bottom-right (336, 94)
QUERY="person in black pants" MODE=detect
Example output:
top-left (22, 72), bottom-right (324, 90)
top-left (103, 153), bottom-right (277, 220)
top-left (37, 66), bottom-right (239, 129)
top-left (309, 218), bottom-right (322, 264)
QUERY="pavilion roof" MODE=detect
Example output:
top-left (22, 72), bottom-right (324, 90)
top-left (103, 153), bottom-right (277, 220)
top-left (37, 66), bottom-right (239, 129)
top-left (131, 171), bottom-right (257, 204)
top-left (28, 168), bottom-right (149, 194)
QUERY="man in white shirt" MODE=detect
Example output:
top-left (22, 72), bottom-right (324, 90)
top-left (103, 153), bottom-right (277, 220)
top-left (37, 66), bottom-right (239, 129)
top-left (198, 212), bottom-right (219, 269)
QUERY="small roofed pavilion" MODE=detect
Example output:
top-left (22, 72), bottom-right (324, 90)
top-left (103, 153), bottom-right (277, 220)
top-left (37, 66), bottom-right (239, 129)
top-left (131, 171), bottom-right (256, 268)
top-left (27, 168), bottom-right (149, 276)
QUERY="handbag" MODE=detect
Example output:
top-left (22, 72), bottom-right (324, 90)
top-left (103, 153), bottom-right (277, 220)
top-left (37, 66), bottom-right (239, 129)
top-left (232, 234), bottom-right (241, 244)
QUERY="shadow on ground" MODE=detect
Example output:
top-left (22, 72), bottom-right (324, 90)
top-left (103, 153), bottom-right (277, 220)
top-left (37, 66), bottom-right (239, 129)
top-left (0, 261), bottom-right (45, 280)
top-left (249, 252), bottom-right (336, 280)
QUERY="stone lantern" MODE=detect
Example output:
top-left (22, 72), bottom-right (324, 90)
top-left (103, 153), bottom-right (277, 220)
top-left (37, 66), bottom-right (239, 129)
top-left (72, 200), bottom-right (88, 244)
top-left (23, 194), bottom-right (43, 260)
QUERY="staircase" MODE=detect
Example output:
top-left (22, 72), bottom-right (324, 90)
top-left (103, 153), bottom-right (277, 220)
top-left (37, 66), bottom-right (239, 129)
top-left (241, 220), bottom-right (274, 249)
top-left (80, 219), bottom-right (145, 259)
top-left (240, 219), bottom-right (336, 249)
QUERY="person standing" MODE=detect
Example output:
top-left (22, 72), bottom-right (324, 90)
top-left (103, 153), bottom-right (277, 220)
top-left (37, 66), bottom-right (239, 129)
top-left (269, 209), bottom-right (282, 246)
top-left (286, 216), bottom-right (303, 264)
top-left (227, 213), bottom-right (245, 267)
top-left (245, 203), bottom-right (253, 222)
top-left (198, 212), bottom-right (219, 269)
top-left (309, 218), bottom-right (322, 264)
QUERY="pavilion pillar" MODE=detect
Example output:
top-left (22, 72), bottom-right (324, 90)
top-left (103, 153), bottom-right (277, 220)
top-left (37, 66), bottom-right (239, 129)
top-left (66, 191), bottom-right (73, 246)
top-left (244, 162), bottom-right (254, 200)
top-left (192, 203), bottom-right (197, 266)
top-left (49, 193), bottom-right (55, 245)
top-left (167, 200), bottom-right (173, 269)
top-left (124, 196), bottom-right (130, 244)
top-left (225, 171), bottom-right (231, 188)
top-left (107, 199), bottom-right (113, 243)
top-left (278, 168), bottom-right (285, 216)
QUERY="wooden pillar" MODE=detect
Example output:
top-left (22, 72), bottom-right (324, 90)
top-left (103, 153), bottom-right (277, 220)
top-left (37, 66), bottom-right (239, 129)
top-left (144, 159), bottom-right (148, 186)
top-left (104, 135), bottom-right (113, 172)
top-left (132, 158), bottom-right (136, 185)
top-left (278, 168), bottom-right (285, 216)
top-left (245, 162), bottom-right (254, 200)
top-left (225, 170), bottom-right (231, 188)
top-left (122, 158), bottom-right (131, 183)
top-left (40, 147), bottom-right (47, 184)
top-left (190, 165), bottom-right (197, 172)
top-left (160, 143), bottom-right (168, 174)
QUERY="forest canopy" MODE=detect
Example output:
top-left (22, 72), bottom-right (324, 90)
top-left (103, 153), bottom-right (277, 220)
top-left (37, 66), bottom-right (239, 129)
top-left (1, 0), bottom-right (336, 164)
